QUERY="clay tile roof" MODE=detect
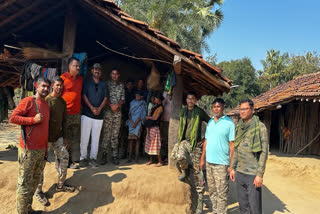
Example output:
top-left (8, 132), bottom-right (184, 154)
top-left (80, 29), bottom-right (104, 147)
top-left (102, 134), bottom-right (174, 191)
top-left (110, 7), bottom-right (131, 17)
top-left (120, 15), bottom-right (148, 27)
top-left (147, 27), bottom-right (164, 35)
top-left (180, 49), bottom-right (203, 58)
top-left (195, 56), bottom-right (222, 74)
top-left (0, 0), bottom-right (232, 93)
top-left (227, 72), bottom-right (320, 116)
top-left (154, 33), bottom-right (181, 48)
top-left (101, 0), bottom-right (121, 10)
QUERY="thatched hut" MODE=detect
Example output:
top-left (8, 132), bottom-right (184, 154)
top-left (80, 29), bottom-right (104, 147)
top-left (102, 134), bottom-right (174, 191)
top-left (0, 0), bottom-right (232, 165)
top-left (228, 72), bottom-right (320, 155)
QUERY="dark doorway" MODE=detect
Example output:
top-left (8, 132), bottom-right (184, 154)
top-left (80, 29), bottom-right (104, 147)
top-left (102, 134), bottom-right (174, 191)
top-left (270, 110), bottom-right (281, 150)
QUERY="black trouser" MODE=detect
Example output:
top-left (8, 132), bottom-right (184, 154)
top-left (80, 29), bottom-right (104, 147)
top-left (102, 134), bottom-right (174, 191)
top-left (236, 171), bottom-right (262, 214)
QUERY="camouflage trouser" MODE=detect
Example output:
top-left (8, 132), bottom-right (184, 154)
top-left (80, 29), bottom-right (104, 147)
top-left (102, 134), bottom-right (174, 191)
top-left (65, 114), bottom-right (81, 163)
top-left (17, 147), bottom-right (46, 214)
top-left (37, 137), bottom-right (69, 192)
top-left (102, 110), bottom-right (121, 158)
top-left (171, 140), bottom-right (205, 206)
top-left (206, 162), bottom-right (229, 214)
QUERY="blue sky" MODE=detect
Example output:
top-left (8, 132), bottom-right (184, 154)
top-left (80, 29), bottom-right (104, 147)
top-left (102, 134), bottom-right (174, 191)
top-left (204, 0), bottom-right (320, 70)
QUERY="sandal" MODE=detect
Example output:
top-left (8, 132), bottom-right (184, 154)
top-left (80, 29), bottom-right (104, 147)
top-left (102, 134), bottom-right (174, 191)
top-left (35, 191), bottom-right (48, 205)
top-left (56, 184), bottom-right (75, 192)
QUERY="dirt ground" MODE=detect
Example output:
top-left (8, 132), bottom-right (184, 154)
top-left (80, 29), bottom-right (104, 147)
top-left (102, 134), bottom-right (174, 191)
top-left (1, 122), bottom-right (320, 214)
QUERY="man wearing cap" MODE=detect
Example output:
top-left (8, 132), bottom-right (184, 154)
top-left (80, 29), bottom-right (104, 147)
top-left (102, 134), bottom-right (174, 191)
top-left (101, 69), bottom-right (125, 165)
top-left (80, 63), bottom-right (108, 167)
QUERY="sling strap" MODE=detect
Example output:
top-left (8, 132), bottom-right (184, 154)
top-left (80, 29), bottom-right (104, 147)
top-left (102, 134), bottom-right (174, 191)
top-left (21, 96), bottom-right (39, 161)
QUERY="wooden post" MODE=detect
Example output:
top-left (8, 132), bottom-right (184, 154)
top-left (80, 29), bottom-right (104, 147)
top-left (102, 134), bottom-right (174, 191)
top-left (168, 73), bottom-right (183, 168)
top-left (61, 2), bottom-right (77, 73)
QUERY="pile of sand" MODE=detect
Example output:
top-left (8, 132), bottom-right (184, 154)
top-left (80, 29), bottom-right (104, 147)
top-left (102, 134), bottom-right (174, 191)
top-left (0, 149), bottom-right (191, 214)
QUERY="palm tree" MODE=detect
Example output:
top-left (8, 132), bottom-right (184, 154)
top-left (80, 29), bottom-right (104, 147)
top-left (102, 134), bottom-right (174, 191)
top-left (259, 49), bottom-right (289, 91)
top-left (119, 0), bottom-right (224, 53)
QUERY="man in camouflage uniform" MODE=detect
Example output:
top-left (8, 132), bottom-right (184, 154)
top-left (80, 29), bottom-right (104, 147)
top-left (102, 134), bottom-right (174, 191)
top-left (61, 57), bottom-right (83, 169)
top-left (9, 77), bottom-right (51, 214)
top-left (101, 69), bottom-right (125, 165)
top-left (230, 99), bottom-right (268, 214)
top-left (35, 77), bottom-right (75, 206)
top-left (171, 91), bottom-right (210, 214)
top-left (200, 98), bottom-right (235, 214)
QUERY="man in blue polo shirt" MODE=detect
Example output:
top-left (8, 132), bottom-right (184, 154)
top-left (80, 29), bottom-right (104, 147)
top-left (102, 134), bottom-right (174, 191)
top-left (80, 63), bottom-right (108, 167)
top-left (200, 98), bottom-right (235, 214)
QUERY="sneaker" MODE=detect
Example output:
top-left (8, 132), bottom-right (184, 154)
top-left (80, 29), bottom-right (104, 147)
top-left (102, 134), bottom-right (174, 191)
top-left (56, 184), bottom-right (75, 192)
top-left (89, 159), bottom-right (99, 168)
top-left (68, 162), bottom-right (80, 169)
top-left (79, 159), bottom-right (89, 167)
top-left (112, 157), bottom-right (119, 165)
top-left (34, 191), bottom-right (48, 206)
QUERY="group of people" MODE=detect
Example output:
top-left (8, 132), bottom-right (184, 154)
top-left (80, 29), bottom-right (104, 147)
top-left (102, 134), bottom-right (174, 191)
top-left (10, 56), bottom-right (268, 214)
top-left (10, 57), bottom-right (166, 214)
top-left (172, 94), bottom-right (268, 214)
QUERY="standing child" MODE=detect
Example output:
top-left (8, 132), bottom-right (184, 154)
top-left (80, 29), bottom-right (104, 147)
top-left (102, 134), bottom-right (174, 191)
top-left (126, 91), bottom-right (147, 163)
top-left (144, 93), bottom-right (163, 167)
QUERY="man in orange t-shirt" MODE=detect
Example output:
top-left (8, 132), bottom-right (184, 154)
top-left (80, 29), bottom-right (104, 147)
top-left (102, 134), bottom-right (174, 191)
top-left (61, 57), bottom-right (83, 169)
top-left (10, 77), bottom-right (50, 214)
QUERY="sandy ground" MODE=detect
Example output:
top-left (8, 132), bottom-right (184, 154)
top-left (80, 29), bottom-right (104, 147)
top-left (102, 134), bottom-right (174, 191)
top-left (1, 122), bottom-right (320, 214)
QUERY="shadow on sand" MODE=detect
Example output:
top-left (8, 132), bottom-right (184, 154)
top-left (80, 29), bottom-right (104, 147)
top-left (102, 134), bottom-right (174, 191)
top-left (203, 180), bottom-right (290, 214)
top-left (46, 165), bottom-right (130, 214)
top-left (0, 148), bottom-right (18, 162)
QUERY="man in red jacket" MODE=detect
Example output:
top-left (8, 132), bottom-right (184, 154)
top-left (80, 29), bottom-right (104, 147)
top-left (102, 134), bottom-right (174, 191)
top-left (10, 77), bottom-right (50, 214)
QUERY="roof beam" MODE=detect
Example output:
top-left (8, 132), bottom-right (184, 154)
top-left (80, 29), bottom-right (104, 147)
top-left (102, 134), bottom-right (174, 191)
top-left (0, 69), bottom-right (20, 76)
top-left (1, 0), bottom-right (65, 40)
top-left (25, 10), bottom-right (64, 34)
top-left (0, 74), bottom-right (19, 87)
top-left (0, 0), bottom-right (43, 29)
top-left (0, 0), bottom-right (18, 12)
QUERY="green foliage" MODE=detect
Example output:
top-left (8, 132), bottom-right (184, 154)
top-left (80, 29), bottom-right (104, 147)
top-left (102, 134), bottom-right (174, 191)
top-left (119, 0), bottom-right (224, 53)
top-left (205, 54), bottom-right (218, 66)
top-left (258, 50), bottom-right (320, 93)
top-left (258, 49), bottom-right (289, 92)
top-left (197, 95), bottom-right (215, 116)
top-left (218, 58), bottom-right (261, 109)
top-left (282, 51), bottom-right (320, 82)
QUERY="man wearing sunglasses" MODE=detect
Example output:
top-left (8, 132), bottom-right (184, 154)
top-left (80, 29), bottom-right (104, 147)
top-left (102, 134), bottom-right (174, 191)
top-left (80, 63), bottom-right (108, 167)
